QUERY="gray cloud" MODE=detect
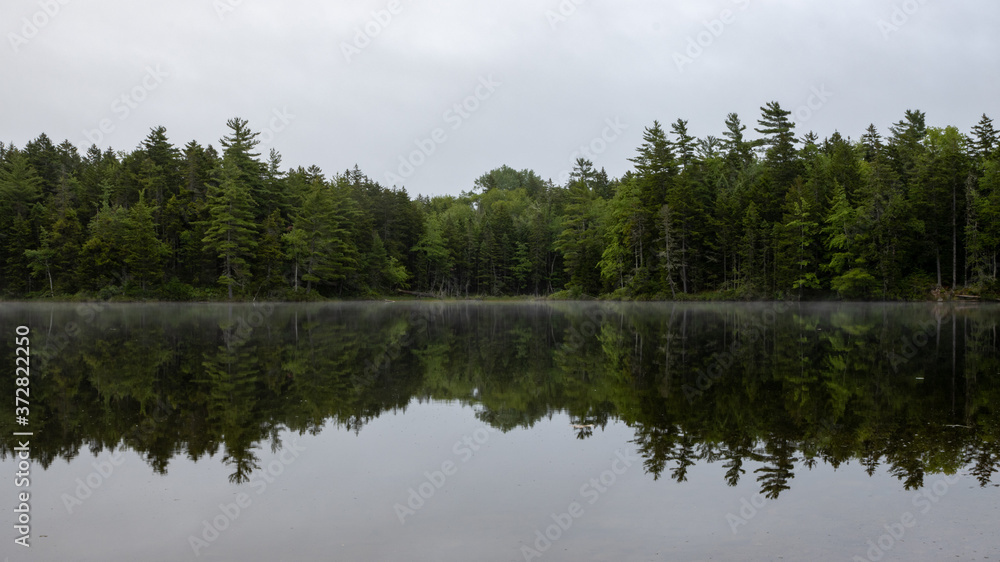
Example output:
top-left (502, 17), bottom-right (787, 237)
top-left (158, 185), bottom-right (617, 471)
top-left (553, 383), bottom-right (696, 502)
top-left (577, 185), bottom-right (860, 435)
top-left (1, 0), bottom-right (997, 196)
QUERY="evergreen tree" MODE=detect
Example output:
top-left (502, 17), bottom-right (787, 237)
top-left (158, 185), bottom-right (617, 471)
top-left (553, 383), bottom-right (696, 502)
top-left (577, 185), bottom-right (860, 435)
top-left (368, 232), bottom-right (409, 293)
top-left (860, 124), bottom-right (882, 163)
top-left (0, 149), bottom-right (43, 292)
top-left (823, 183), bottom-right (876, 298)
top-left (887, 109), bottom-right (927, 186)
top-left (755, 101), bottom-right (801, 221)
top-left (30, 208), bottom-right (84, 293)
top-left (738, 202), bottom-right (767, 289)
top-left (411, 213), bottom-right (450, 293)
top-left (282, 227), bottom-right (308, 293)
top-left (970, 114), bottom-right (997, 162)
top-left (139, 126), bottom-right (181, 221)
top-left (2, 110), bottom-right (998, 300)
top-left (284, 179), bottom-right (359, 293)
top-left (826, 132), bottom-right (863, 203)
top-left (24, 232), bottom-right (56, 296)
top-left (721, 112), bottom-right (755, 176)
top-left (600, 175), bottom-right (646, 294)
top-left (970, 159), bottom-right (1000, 280)
top-left (856, 146), bottom-right (918, 295)
top-left (657, 204), bottom-right (680, 297)
top-left (219, 117), bottom-right (266, 222)
top-left (557, 161), bottom-right (607, 296)
top-left (911, 126), bottom-right (970, 287)
top-left (775, 183), bottom-right (822, 295)
top-left (202, 156), bottom-right (259, 298)
top-left (670, 119), bottom-right (696, 169)
top-left (80, 203), bottom-right (130, 290)
top-left (124, 192), bottom-right (169, 291)
top-left (0, 149), bottom-right (43, 216)
top-left (256, 209), bottom-right (288, 293)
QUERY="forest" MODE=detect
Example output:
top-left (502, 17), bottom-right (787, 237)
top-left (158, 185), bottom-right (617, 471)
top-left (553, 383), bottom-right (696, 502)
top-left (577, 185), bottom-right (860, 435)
top-left (1, 103), bottom-right (999, 301)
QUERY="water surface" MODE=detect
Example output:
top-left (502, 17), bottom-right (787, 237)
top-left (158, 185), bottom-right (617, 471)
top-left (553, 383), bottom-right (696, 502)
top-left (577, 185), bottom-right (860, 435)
top-left (1, 301), bottom-right (998, 561)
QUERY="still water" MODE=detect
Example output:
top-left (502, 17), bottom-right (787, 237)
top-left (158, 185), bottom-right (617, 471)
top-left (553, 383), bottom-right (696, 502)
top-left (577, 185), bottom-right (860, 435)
top-left (1, 301), bottom-right (998, 561)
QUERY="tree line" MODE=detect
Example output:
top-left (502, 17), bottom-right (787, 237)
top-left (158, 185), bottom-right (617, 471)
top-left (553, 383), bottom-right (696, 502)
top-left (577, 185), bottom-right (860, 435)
top-left (2, 105), bottom-right (999, 300)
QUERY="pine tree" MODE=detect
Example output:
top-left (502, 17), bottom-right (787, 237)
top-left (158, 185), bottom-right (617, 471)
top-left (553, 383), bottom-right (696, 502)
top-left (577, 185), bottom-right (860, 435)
top-left (258, 149), bottom-right (289, 216)
top-left (721, 112), bottom-right (755, 176)
top-left (29, 208), bottom-right (84, 294)
top-left (971, 159), bottom-right (1000, 280)
top-left (125, 192), bottom-right (169, 291)
top-left (755, 101), bottom-right (801, 221)
top-left (4, 215), bottom-right (35, 293)
top-left (970, 114), bottom-right (997, 162)
top-left (23, 133), bottom-right (62, 196)
top-left (670, 119), bottom-right (696, 169)
top-left (965, 175), bottom-right (987, 284)
top-left (861, 124), bottom-right (882, 163)
top-left (256, 209), bottom-right (287, 293)
top-left (826, 132), bottom-right (863, 204)
top-left (80, 203), bottom-right (129, 290)
top-left (368, 232), bottom-right (409, 293)
top-left (629, 121), bottom-right (677, 190)
top-left (25, 201), bottom-right (85, 296)
top-left (911, 126), bottom-right (970, 287)
top-left (202, 157), bottom-right (259, 299)
top-left (557, 163), bottom-right (607, 296)
top-left (24, 233), bottom-right (56, 296)
top-left (0, 149), bottom-right (43, 216)
top-left (219, 117), bottom-right (266, 222)
top-left (282, 227), bottom-right (308, 293)
top-left (856, 148), bottom-right (917, 295)
top-left (738, 202), bottom-right (767, 290)
top-left (284, 179), bottom-right (359, 293)
top-left (823, 183), bottom-right (876, 297)
top-left (512, 241), bottom-right (533, 293)
top-left (0, 149), bottom-right (43, 293)
top-left (139, 126), bottom-right (181, 223)
top-left (479, 204), bottom-right (515, 295)
top-left (887, 109), bottom-right (927, 186)
top-left (776, 184), bottom-right (821, 296)
top-left (626, 121), bottom-right (680, 293)
top-left (599, 175), bottom-right (645, 294)
top-left (657, 204), bottom-right (680, 297)
top-left (411, 213), bottom-right (450, 293)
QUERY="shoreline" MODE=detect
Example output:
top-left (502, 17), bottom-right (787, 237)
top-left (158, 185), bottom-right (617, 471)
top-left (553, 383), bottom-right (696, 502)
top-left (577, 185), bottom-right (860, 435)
top-left (0, 293), bottom-right (995, 305)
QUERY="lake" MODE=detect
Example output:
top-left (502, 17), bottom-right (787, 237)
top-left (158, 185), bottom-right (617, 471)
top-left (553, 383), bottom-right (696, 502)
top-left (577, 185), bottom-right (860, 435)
top-left (1, 301), bottom-right (998, 561)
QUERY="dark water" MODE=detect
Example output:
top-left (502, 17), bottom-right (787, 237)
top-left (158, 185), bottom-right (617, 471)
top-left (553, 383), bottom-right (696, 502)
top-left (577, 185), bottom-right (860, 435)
top-left (1, 301), bottom-right (998, 561)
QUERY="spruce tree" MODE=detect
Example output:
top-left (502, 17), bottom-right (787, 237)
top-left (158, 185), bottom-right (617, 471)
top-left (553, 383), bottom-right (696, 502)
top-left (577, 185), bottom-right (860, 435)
top-left (823, 183), bottom-right (876, 297)
top-left (284, 179), bottom-right (359, 293)
top-left (219, 117), bottom-right (266, 222)
top-left (125, 192), bottom-right (169, 291)
top-left (203, 156), bottom-right (259, 299)
top-left (970, 114), bottom-right (997, 163)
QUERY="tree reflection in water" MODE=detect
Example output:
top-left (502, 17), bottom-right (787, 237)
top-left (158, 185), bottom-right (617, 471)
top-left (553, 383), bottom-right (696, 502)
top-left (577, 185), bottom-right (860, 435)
top-left (2, 301), bottom-right (997, 497)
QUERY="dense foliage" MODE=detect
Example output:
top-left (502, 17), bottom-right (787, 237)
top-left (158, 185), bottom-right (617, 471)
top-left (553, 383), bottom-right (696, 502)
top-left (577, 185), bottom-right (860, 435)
top-left (2, 106), bottom-right (999, 300)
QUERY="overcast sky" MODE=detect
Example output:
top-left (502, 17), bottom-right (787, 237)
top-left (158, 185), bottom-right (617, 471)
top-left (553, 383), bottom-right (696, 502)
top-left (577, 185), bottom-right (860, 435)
top-left (2, 0), bottom-right (998, 197)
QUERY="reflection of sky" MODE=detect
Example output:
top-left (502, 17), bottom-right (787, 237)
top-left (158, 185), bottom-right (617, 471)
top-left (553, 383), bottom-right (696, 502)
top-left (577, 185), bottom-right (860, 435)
top-left (2, 401), bottom-right (997, 561)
